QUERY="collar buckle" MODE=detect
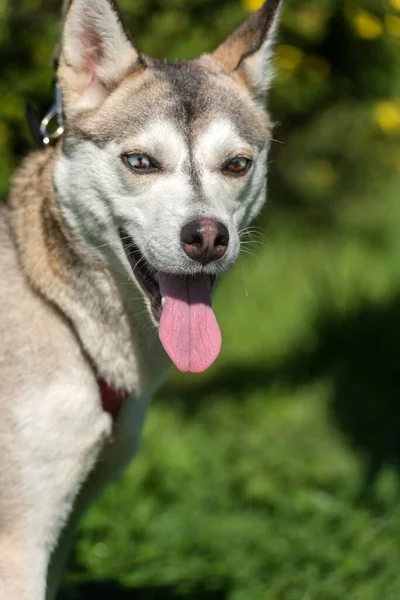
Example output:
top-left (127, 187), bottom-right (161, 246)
top-left (39, 81), bottom-right (64, 145)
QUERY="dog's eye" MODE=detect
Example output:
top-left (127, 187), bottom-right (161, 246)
top-left (123, 153), bottom-right (157, 171)
top-left (223, 157), bottom-right (252, 176)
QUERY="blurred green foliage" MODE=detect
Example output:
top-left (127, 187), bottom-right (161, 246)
top-left (2, 0), bottom-right (400, 599)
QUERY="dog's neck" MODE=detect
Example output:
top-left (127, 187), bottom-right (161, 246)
top-left (8, 146), bottom-right (169, 397)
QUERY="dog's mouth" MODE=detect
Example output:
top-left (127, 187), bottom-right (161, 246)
top-left (119, 228), bottom-right (221, 374)
top-left (120, 229), bottom-right (163, 321)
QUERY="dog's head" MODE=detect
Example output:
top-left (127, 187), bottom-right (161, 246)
top-left (54, 0), bottom-right (282, 373)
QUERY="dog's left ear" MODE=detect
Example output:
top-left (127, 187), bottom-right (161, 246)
top-left (58, 0), bottom-right (144, 119)
top-left (212, 0), bottom-right (282, 102)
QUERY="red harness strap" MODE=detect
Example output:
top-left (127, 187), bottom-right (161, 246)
top-left (98, 377), bottom-right (128, 418)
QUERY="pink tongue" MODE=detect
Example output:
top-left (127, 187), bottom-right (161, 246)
top-left (158, 273), bottom-right (222, 373)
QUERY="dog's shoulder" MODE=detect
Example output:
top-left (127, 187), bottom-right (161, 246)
top-left (0, 201), bottom-right (94, 402)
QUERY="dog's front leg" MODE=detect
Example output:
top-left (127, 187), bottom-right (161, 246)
top-left (0, 537), bottom-right (47, 600)
top-left (0, 379), bottom-right (112, 600)
top-left (45, 393), bottom-right (151, 600)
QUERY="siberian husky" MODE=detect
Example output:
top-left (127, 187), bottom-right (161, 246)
top-left (0, 0), bottom-right (282, 597)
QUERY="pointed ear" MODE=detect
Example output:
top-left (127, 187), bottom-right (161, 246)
top-left (58, 0), bottom-right (144, 118)
top-left (212, 0), bottom-right (282, 102)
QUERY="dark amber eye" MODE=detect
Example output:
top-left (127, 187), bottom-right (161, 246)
top-left (224, 156), bottom-right (252, 176)
top-left (123, 153), bottom-right (156, 171)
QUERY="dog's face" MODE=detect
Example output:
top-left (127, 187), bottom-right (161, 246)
top-left (54, 0), bottom-right (282, 373)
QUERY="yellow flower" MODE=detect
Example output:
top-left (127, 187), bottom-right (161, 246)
top-left (390, 0), bottom-right (400, 11)
top-left (354, 9), bottom-right (383, 40)
top-left (242, 0), bottom-right (264, 13)
top-left (306, 161), bottom-right (337, 189)
top-left (386, 15), bottom-right (400, 37)
top-left (275, 45), bottom-right (303, 71)
top-left (296, 8), bottom-right (327, 42)
top-left (374, 101), bottom-right (400, 135)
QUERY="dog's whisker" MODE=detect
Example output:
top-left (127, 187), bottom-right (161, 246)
top-left (238, 261), bottom-right (250, 298)
top-left (91, 234), bottom-right (134, 251)
top-left (239, 228), bottom-right (266, 238)
top-left (239, 248), bottom-right (259, 260)
top-left (240, 240), bottom-right (268, 250)
top-left (239, 225), bottom-right (265, 233)
top-left (239, 235), bottom-right (267, 244)
top-left (239, 231), bottom-right (266, 239)
top-left (157, 201), bottom-right (186, 219)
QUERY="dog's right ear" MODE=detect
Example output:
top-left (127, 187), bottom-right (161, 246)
top-left (212, 0), bottom-right (282, 103)
top-left (58, 0), bottom-right (144, 119)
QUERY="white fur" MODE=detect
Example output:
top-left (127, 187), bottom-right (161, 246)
top-left (61, 0), bottom-right (138, 114)
top-left (13, 379), bottom-right (111, 552)
top-left (242, 37), bottom-right (278, 101)
top-left (195, 118), bottom-right (265, 227)
top-left (56, 117), bottom-right (268, 291)
top-left (46, 391), bottom-right (152, 600)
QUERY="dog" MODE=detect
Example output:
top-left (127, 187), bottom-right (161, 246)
top-left (0, 0), bottom-right (282, 597)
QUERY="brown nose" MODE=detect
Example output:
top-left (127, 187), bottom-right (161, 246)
top-left (181, 219), bottom-right (229, 265)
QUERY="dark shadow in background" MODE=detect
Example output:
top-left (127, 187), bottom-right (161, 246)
top-left (163, 294), bottom-right (400, 489)
top-left (300, 296), bottom-right (400, 490)
top-left (58, 581), bottom-right (227, 600)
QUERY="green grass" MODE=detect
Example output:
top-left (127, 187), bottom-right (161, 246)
top-left (60, 181), bottom-right (400, 600)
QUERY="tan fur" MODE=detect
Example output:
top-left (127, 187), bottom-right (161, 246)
top-left (213, 0), bottom-right (280, 72)
top-left (212, 0), bottom-right (281, 98)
